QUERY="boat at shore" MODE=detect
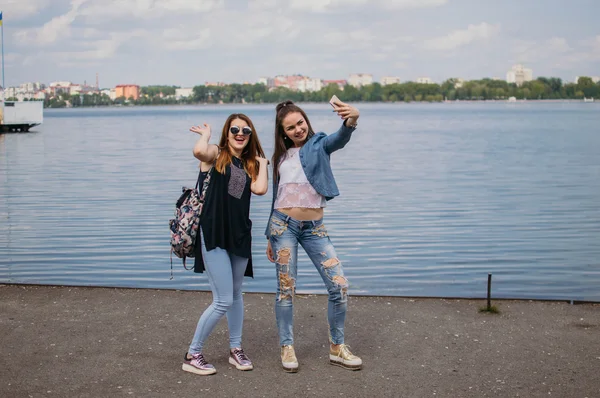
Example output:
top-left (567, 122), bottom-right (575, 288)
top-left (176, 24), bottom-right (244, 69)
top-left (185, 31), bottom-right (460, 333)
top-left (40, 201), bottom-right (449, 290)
top-left (0, 101), bottom-right (44, 132)
top-left (583, 97), bottom-right (594, 103)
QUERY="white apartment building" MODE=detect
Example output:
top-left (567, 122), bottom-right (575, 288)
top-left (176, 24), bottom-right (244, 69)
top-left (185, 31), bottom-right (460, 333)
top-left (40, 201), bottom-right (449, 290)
top-left (69, 84), bottom-right (83, 95)
top-left (47, 81), bottom-right (72, 96)
top-left (381, 76), bottom-right (401, 85)
top-left (416, 77), bottom-right (433, 84)
top-left (175, 88), bottom-right (194, 99)
top-left (5, 82), bottom-right (47, 100)
top-left (506, 64), bottom-right (533, 86)
top-left (20, 82), bottom-right (44, 92)
top-left (101, 89), bottom-right (117, 100)
top-left (257, 77), bottom-right (268, 86)
top-left (297, 77), bottom-right (323, 92)
top-left (348, 73), bottom-right (373, 88)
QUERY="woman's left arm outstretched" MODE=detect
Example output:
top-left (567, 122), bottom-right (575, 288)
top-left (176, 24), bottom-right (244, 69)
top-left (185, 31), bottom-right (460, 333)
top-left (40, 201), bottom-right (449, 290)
top-left (324, 100), bottom-right (360, 154)
top-left (334, 100), bottom-right (359, 128)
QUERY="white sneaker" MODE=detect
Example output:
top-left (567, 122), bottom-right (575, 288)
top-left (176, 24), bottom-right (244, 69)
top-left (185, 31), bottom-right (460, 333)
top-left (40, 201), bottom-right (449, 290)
top-left (281, 345), bottom-right (299, 373)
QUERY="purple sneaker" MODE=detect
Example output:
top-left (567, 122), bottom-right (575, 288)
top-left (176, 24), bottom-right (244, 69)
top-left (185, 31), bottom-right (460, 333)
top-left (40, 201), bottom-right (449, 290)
top-left (229, 348), bottom-right (253, 371)
top-left (182, 352), bottom-right (216, 375)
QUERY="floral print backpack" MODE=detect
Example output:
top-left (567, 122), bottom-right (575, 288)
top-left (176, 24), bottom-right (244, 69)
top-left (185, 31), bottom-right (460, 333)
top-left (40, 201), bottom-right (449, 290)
top-left (169, 166), bottom-right (213, 279)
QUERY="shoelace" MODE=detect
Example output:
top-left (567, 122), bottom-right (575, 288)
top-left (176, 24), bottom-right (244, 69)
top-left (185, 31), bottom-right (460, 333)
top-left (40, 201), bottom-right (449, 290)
top-left (282, 346), bottom-right (295, 361)
top-left (232, 348), bottom-right (249, 362)
top-left (335, 344), bottom-right (354, 358)
top-left (191, 353), bottom-right (208, 366)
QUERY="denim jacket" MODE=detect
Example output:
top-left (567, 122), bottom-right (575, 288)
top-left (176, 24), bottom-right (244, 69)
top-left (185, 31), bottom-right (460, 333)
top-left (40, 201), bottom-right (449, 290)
top-left (264, 122), bottom-right (357, 236)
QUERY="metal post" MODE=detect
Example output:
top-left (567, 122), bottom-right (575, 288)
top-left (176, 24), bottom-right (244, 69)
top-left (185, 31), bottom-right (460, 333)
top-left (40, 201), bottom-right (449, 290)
top-left (487, 273), bottom-right (492, 309)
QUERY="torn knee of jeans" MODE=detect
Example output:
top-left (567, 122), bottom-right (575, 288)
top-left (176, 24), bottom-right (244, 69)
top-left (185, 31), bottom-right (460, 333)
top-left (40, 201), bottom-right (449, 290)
top-left (332, 275), bottom-right (349, 299)
top-left (322, 257), bottom-right (340, 268)
top-left (278, 271), bottom-right (295, 301)
top-left (332, 275), bottom-right (348, 288)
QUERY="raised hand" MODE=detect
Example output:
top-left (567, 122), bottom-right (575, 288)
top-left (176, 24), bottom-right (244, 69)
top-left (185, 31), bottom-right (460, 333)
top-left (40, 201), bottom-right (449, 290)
top-left (255, 156), bottom-right (269, 166)
top-left (332, 101), bottom-right (359, 123)
top-left (190, 123), bottom-right (211, 140)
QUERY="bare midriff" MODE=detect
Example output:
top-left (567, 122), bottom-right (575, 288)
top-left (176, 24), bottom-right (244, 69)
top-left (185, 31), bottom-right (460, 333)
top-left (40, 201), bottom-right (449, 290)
top-left (278, 207), bottom-right (324, 221)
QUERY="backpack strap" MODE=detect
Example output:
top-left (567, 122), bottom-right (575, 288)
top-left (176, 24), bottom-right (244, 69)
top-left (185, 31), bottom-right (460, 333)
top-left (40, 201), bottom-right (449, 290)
top-left (195, 147), bottom-right (220, 190)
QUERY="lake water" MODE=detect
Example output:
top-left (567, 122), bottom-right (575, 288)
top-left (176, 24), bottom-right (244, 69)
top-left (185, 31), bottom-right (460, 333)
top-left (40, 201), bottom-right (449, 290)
top-left (1, 102), bottom-right (599, 302)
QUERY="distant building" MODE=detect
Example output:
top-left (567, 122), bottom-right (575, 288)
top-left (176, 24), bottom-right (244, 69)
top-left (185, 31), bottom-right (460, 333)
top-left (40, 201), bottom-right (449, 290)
top-left (416, 77), bottom-right (433, 84)
top-left (348, 73), bottom-right (373, 88)
top-left (205, 82), bottom-right (227, 87)
top-left (175, 88), bottom-right (194, 99)
top-left (115, 84), bottom-right (140, 100)
top-left (575, 76), bottom-right (600, 84)
top-left (101, 89), bottom-right (117, 100)
top-left (20, 82), bottom-right (44, 92)
top-left (69, 84), bottom-right (83, 95)
top-left (454, 78), bottom-right (465, 88)
top-left (47, 82), bottom-right (72, 96)
top-left (322, 80), bottom-right (347, 90)
top-left (381, 76), bottom-right (401, 86)
top-left (260, 75), bottom-right (322, 92)
top-left (506, 64), bottom-right (533, 86)
top-left (296, 77), bottom-right (323, 92)
top-left (5, 82), bottom-right (47, 100)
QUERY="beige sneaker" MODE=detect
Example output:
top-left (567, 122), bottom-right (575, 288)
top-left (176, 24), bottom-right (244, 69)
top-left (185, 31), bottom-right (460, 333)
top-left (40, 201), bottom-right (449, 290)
top-left (281, 345), bottom-right (299, 373)
top-left (329, 344), bottom-right (362, 370)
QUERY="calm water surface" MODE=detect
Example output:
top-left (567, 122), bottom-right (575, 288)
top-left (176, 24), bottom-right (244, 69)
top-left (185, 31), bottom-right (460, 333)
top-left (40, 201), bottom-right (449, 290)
top-left (1, 102), bottom-right (599, 301)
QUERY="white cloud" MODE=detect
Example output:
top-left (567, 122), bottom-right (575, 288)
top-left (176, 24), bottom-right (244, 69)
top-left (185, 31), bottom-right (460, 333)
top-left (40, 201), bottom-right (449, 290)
top-left (252, 0), bottom-right (447, 12)
top-left (288, 0), bottom-right (365, 12)
top-left (161, 27), bottom-right (211, 51)
top-left (79, 0), bottom-right (224, 20)
top-left (585, 35), bottom-right (600, 55)
top-left (424, 22), bottom-right (500, 51)
top-left (14, 0), bottom-right (88, 45)
top-left (383, 0), bottom-right (448, 9)
top-left (512, 37), bottom-right (571, 64)
top-left (510, 36), bottom-right (600, 73)
top-left (0, 0), bottom-right (52, 20)
top-left (546, 37), bottom-right (571, 53)
top-left (4, 0), bottom-right (599, 87)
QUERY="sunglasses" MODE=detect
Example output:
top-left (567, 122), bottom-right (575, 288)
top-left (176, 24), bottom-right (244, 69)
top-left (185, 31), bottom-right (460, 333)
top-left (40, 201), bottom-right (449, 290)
top-left (230, 126), bottom-right (252, 136)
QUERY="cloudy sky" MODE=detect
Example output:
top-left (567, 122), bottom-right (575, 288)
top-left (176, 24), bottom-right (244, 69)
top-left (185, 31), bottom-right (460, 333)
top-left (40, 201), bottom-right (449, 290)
top-left (1, 0), bottom-right (599, 88)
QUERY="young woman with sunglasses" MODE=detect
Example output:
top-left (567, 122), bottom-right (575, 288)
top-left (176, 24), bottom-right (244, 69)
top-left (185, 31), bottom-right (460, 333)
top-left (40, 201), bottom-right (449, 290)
top-left (182, 113), bottom-right (268, 376)
top-left (265, 99), bottom-right (362, 372)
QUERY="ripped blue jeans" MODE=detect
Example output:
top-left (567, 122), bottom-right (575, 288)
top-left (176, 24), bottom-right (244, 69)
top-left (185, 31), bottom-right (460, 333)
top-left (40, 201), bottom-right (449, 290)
top-left (268, 209), bottom-right (348, 346)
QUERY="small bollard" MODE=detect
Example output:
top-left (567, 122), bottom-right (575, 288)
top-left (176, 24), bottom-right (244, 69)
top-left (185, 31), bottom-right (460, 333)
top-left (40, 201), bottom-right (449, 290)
top-left (487, 273), bottom-right (492, 310)
top-left (479, 273), bottom-right (499, 314)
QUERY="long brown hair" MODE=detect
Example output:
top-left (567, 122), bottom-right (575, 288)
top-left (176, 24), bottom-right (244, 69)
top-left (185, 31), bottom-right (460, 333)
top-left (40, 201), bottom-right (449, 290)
top-left (215, 113), bottom-right (266, 181)
top-left (272, 100), bottom-right (315, 180)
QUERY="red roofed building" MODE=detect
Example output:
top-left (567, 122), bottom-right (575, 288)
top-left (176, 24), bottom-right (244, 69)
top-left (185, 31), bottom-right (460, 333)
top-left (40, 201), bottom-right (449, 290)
top-left (322, 80), bottom-right (347, 90)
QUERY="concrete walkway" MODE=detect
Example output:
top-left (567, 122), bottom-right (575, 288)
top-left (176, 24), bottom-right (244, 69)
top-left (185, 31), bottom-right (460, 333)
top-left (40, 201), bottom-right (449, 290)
top-left (1, 284), bottom-right (599, 397)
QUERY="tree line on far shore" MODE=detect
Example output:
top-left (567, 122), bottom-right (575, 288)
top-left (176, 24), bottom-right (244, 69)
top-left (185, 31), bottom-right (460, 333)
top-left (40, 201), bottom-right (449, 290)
top-left (10, 76), bottom-right (598, 108)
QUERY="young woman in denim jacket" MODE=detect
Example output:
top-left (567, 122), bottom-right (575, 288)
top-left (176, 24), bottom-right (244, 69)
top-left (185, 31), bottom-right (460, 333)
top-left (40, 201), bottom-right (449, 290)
top-left (182, 114), bottom-right (268, 376)
top-left (265, 99), bottom-right (362, 372)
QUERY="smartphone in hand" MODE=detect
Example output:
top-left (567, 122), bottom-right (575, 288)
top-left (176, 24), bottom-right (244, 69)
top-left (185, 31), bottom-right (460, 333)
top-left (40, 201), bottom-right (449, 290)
top-left (329, 94), bottom-right (341, 108)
